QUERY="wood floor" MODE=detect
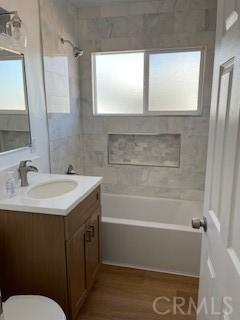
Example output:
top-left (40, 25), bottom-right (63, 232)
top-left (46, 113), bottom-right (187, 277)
top-left (77, 264), bottom-right (199, 320)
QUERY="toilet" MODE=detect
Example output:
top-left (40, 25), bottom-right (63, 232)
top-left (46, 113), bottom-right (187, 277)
top-left (2, 295), bottom-right (66, 320)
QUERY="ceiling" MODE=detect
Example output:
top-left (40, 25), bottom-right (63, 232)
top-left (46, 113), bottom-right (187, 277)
top-left (71, 0), bottom-right (145, 7)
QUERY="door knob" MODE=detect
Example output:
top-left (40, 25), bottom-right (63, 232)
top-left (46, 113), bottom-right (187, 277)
top-left (192, 216), bottom-right (207, 232)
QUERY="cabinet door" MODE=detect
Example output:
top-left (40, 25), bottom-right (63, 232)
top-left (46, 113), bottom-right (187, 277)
top-left (66, 225), bottom-right (87, 319)
top-left (85, 210), bottom-right (101, 290)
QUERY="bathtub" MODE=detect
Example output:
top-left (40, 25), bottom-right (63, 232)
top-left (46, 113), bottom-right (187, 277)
top-left (101, 193), bottom-right (203, 277)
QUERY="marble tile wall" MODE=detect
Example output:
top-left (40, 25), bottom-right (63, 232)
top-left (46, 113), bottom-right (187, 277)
top-left (108, 134), bottom-right (181, 167)
top-left (78, 0), bottom-right (217, 201)
top-left (0, 114), bottom-right (31, 153)
top-left (0, 114), bottom-right (30, 132)
top-left (39, 0), bottom-right (84, 174)
top-left (0, 131), bottom-right (30, 153)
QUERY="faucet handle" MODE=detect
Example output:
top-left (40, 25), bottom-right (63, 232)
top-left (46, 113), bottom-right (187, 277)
top-left (19, 160), bottom-right (32, 167)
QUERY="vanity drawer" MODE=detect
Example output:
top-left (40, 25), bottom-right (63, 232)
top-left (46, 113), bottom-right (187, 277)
top-left (65, 187), bottom-right (101, 240)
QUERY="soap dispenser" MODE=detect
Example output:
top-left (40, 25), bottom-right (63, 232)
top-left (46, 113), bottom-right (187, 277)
top-left (5, 171), bottom-right (17, 198)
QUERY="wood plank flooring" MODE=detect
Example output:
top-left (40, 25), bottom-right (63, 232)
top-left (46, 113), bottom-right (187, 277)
top-left (77, 264), bottom-right (199, 320)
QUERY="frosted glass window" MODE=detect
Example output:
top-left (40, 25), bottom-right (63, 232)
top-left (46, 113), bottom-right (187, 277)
top-left (148, 51), bottom-right (201, 111)
top-left (92, 49), bottom-right (204, 115)
top-left (94, 52), bottom-right (144, 114)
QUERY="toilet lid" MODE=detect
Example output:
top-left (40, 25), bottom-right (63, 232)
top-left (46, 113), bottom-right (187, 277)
top-left (3, 295), bottom-right (66, 320)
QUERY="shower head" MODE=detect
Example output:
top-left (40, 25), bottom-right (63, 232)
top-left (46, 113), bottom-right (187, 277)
top-left (60, 37), bottom-right (84, 58)
top-left (73, 47), bottom-right (84, 58)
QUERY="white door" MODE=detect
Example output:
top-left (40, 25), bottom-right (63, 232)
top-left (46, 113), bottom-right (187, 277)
top-left (195, 0), bottom-right (240, 319)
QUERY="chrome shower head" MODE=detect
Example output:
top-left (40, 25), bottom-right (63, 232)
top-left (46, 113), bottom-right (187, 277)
top-left (60, 37), bottom-right (83, 58)
top-left (73, 46), bottom-right (84, 58)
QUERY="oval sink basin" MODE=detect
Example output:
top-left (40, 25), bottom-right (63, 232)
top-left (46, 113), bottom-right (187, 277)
top-left (27, 180), bottom-right (78, 199)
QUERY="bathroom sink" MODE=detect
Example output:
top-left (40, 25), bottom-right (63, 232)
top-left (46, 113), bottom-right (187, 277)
top-left (27, 180), bottom-right (78, 199)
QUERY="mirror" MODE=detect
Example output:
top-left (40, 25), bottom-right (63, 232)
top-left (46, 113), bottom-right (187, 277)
top-left (0, 47), bottom-right (31, 153)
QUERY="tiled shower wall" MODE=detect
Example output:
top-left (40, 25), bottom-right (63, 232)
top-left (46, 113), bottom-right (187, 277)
top-left (108, 134), bottom-right (181, 167)
top-left (39, 0), bottom-right (84, 174)
top-left (78, 0), bottom-right (217, 201)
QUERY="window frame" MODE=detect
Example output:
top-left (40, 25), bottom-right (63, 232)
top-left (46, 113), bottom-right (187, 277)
top-left (92, 46), bottom-right (206, 117)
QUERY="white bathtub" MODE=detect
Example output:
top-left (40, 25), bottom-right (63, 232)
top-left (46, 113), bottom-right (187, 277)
top-left (101, 193), bottom-right (203, 277)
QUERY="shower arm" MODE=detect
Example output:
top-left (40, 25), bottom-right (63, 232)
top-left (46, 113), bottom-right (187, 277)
top-left (60, 38), bottom-right (74, 49)
top-left (60, 37), bottom-right (83, 57)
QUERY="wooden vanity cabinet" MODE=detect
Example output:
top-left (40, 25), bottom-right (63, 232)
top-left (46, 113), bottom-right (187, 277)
top-left (66, 224), bottom-right (87, 319)
top-left (0, 187), bottom-right (101, 320)
top-left (85, 211), bottom-right (101, 290)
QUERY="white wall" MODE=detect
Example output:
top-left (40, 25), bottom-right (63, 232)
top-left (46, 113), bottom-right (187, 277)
top-left (0, 0), bottom-right (50, 172)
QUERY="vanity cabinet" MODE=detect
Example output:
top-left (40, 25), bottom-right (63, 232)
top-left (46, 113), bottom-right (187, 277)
top-left (85, 212), bottom-right (101, 290)
top-left (66, 224), bottom-right (87, 318)
top-left (0, 186), bottom-right (101, 320)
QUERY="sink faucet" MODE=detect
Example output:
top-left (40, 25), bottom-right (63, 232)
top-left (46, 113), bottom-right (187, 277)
top-left (18, 160), bottom-right (39, 187)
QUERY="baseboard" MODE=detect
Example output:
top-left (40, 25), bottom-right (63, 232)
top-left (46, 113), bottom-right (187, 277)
top-left (102, 260), bottom-right (200, 278)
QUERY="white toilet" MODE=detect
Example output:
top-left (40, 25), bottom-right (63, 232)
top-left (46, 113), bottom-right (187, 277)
top-left (2, 295), bottom-right (66, 320)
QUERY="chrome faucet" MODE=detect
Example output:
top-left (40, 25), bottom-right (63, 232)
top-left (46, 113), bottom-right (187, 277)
top-left (18, 160), bottom-right (39, 187)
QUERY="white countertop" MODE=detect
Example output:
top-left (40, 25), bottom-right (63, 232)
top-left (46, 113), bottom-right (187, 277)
top-left (0, 173), bottom-right (103, 216)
